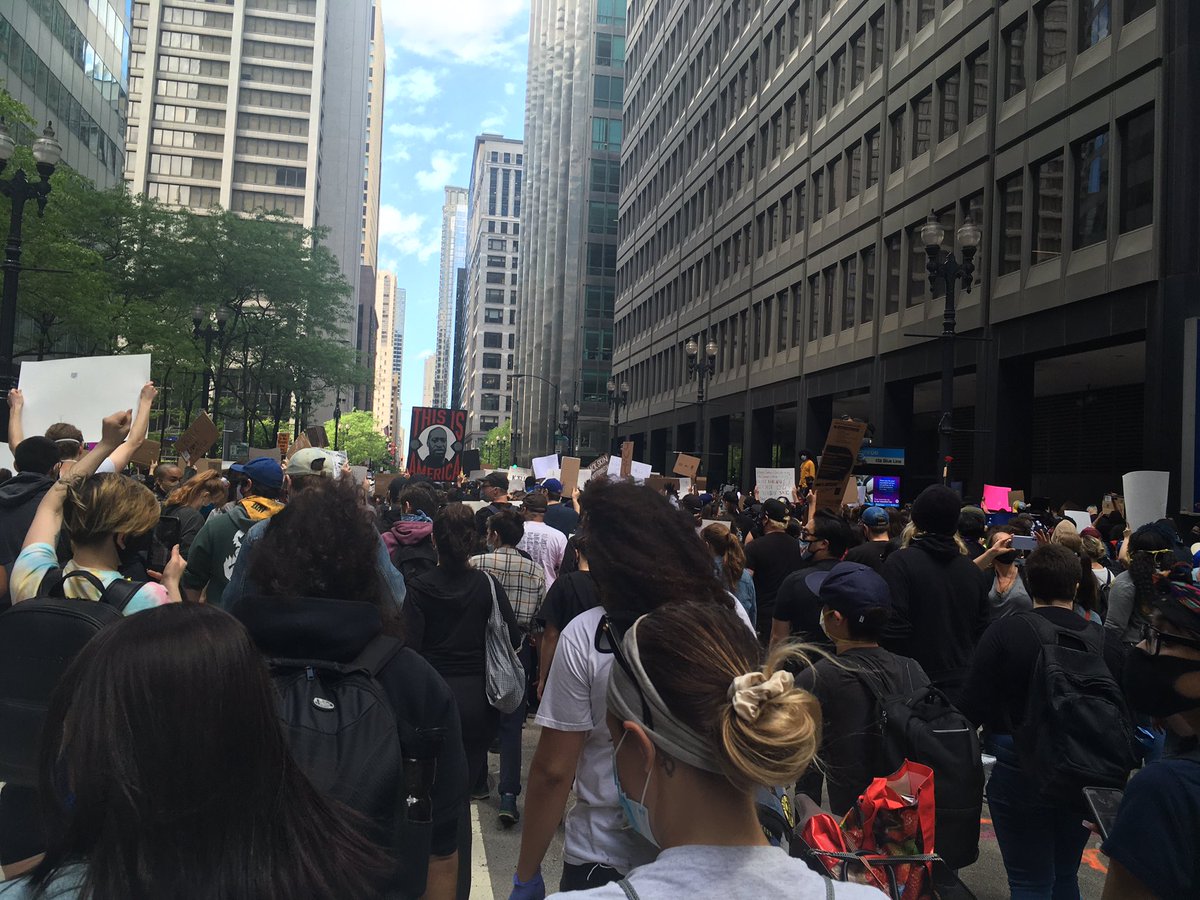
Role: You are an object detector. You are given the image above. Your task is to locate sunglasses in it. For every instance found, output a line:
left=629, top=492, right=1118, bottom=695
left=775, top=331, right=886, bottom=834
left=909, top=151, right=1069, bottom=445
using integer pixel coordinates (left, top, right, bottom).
left=595, top=616, right=654, bottom=729
left=1140, top=623, right=1200, bottom=656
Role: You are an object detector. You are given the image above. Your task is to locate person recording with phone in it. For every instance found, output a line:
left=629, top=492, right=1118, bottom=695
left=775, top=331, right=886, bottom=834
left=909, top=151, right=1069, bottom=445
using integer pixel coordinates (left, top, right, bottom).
left=974, top=524, right=1033, bottom=622
left=1100, top=563, right=1200, bottom=900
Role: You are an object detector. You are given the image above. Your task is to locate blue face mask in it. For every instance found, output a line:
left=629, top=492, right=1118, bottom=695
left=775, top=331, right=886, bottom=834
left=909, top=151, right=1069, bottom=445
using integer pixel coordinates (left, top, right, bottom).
left=612, top=731, right=658, bottom=847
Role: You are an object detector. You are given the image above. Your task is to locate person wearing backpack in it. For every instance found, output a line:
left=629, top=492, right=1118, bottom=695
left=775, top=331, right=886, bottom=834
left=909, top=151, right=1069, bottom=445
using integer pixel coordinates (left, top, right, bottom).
left=960, top=544, right=1137, bottom=900
left=231, top=476, right=468, bottom=900
left=0, top=602, right=393, bottom=899
left=382, top=483, right=441, bottom=583
left=1100, top=563, right=1200, bottom=899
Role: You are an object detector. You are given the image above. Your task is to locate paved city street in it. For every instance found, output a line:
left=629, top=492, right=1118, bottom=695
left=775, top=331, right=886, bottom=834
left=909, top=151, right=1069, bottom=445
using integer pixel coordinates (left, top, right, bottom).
left=468, top=722, right=1109, bottom=899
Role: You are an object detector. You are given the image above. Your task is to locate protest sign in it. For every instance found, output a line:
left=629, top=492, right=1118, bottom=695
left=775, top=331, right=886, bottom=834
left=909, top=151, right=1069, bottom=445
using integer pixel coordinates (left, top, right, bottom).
left=983, top=484, right=1013, bottom=513
left=589, top=454, right=611, bottom=474
left=18, top=354, right=152, bottom=443
left=1008, top=490, right=1026, bottom=508
left=373, top=473, right=396, bottom=499
left=176, top=412, right=220, bottom=466
left=813, top=420, right=867, bottom=512
left=532, top=454, right=560, bottom=480
left=620, top=442, right=634, bottom=478
left=673, top=453, right=700, bottom=478
left=248, top=447, right=281, bottom=463
left=276, top=431, right=290, bottom=459
left=756, top=467, right=795, bottom=502
left=606, top=456, right=622, bottom=478
left=1065, top=510, right=1093, bottom=531
left=508, top=467, right=532, bottom=495
left=195, top=459, right=225, bottom=474
left=630, top=461, right=653, bottom=484
left=460, top=449, right=481, bottom=478
left=701, top=519, right=725, bottom=531
left=406, top=407, right=467, bottom=481
left=560, top=457, right=581, bottom=495
left=467, top=469, right=488, bottom=481
left=305, top=426, right=329, bottom=448
left=679, top=477, right=692, bottom=494
left=1101, top=494, right=1115, bottom=515
left=349, top=466, right=368, bottom=485
left=131, top=439, right=160, bottom=469
left=1123, top=471, right=1169, bottom=530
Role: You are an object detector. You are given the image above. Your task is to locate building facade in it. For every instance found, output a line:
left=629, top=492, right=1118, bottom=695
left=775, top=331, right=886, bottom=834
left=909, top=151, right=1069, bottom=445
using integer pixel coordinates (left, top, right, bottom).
left=615, top=0, right=1193, bottom=510
left=122, top=0, right=379, bottom=419
left=435, top=185, right=468, bottom=408
left=514, top=0, right=625, bottom=461
left=462, top=134, right=523, bottom=447
left=1, top=0, right=128, bottom=187
left=421, top=353, right=436, bottom=408
left=355, top=0, right=385, bottom=412
left=373, top=270, right=399, bottom=431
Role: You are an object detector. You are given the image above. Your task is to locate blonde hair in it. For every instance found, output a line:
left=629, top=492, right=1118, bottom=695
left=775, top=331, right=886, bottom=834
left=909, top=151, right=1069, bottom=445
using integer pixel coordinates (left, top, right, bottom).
left=63, top=474, right=161, bottom=547
left=1081, top=535, right=1108, bottom=563
left=901, top=522, right=969, bottom=554
left=701, top=523, right=746, bottom=590
left=167, top=470, right=227, bottom=508
left=634, top=602, right=822, bottom=791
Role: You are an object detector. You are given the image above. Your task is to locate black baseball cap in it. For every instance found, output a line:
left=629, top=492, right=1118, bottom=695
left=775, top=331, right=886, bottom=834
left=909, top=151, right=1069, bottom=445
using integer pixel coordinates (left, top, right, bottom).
left=763, top=497, right=790, bottom=523
left=483, top=472, right=509, bottom=490
left=818, top=561, right=893, bottom=625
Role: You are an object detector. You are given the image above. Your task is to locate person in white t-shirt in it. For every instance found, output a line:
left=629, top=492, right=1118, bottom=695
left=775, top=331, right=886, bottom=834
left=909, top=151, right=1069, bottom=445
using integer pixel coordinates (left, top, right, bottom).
left=544, top=601, right=879, bottom=900
left=517, top=492, right=568, bottom=589
left=510, top=480, right=755, bottom=898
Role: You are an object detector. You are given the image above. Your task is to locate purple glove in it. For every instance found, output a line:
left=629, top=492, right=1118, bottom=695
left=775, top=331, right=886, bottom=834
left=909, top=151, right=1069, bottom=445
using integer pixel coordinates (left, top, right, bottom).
left=509, top=869, right=546, bottom=900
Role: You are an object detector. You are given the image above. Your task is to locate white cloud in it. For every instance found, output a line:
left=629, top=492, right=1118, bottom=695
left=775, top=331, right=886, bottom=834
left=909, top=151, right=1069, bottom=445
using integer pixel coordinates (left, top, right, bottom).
left=504, top=82, right=516, bottom=96
left=378, top=205, right=440, bottom=262
left=391, top=67, right=442, bottom=108
left=388, top=122, right=446, bottom=142
left=414, top=150, right=465, bottom=192
left=417, top=349, right=435, bottom=359
left=381, top=0, right=529, bottom=66
left=479, top=107, right=508, bottom=133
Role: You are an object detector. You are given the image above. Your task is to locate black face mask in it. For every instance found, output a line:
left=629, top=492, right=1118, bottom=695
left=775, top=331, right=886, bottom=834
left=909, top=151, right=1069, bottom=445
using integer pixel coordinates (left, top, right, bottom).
left=1122, top=648, right=1200, bottom=718
left=116, top=531, right=152, bottom=567
left=995, top=551, right=1019, bottom=565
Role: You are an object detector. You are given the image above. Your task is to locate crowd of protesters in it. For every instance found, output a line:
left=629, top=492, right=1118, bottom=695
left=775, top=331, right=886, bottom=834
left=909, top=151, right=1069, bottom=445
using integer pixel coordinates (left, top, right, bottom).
left=0, top=398, right=1196, bottom=900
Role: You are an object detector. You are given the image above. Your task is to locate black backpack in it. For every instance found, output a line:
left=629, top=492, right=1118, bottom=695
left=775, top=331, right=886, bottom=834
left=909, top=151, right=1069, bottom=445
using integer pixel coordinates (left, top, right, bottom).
left=0, top=570, right=142, bottom=787
left=390, top=541, right=439, bottom=585
left=1014, top=613, right=1139, bottom=809
left=850, top=658, right=984, bottom=869
left=268, top=635, right=443, bottom=898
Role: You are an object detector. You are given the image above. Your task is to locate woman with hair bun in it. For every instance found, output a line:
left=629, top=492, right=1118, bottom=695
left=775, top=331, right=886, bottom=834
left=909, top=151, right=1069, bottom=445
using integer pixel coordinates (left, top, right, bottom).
left=701, top=522, right=756, bottom=625
left=548, top=601, right=876, bottom=899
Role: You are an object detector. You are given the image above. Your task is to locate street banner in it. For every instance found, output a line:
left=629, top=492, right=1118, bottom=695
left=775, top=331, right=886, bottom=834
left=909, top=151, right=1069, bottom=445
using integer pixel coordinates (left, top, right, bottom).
left=305, top=425, right=329, bottom=448
left=131, top=439, right=160, bottom=469
left=18, top=354, right=152, bottom=443
left=277, top=431, right=290, bottom=458
left=983, top=484, right=1013, bottom=512
left=532, top=454, right=559, bottom=480
left=560, top=457, right=581, bottom=495
left=176, top=412, right=220, bottom=466
left=673, top=453, right=700, bottom=478
left=813, top=419, right=868, bottom=513
left=756, top=467, right=795, bottom=502
left=620, top=441, right=634, bottom=478
left=1123, top=471, right=1170, bottom=530
left=406, top=407, right=468, bottom=481
left=248, top=447, right=281, bottom=463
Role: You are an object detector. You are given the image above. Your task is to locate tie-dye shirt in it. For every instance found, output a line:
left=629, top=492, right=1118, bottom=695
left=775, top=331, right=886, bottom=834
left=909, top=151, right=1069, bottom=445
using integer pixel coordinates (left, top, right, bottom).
left=10, top=542, right=172, bottom=614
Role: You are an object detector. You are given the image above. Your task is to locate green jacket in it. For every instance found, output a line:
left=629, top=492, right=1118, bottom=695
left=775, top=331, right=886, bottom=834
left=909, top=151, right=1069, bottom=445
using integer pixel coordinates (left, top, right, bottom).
left=180, top=497, right=283, bottom=608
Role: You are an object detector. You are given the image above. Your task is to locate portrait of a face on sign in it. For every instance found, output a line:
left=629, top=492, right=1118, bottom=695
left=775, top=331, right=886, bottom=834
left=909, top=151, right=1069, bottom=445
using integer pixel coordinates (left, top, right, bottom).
left=406, top=407, right=468, bottom=480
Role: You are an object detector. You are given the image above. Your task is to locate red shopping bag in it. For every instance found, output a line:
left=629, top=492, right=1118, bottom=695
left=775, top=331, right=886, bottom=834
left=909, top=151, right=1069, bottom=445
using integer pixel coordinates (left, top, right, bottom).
left=854, top=760, right=937, bottom=857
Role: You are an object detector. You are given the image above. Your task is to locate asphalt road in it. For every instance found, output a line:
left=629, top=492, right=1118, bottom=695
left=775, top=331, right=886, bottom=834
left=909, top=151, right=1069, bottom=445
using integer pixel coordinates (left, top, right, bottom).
left=469, top=722, right=1108, bottom=899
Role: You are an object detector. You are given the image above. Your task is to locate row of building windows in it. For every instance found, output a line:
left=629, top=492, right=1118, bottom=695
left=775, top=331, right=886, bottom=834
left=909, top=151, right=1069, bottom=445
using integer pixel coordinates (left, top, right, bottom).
left=232, top=161, right=307, bottom=188
left=231, top=189, right=304, bottom=218
left=148, top=152, right=221, bottom=179
left=145, top=180, right=218, bottom=208
left=241, top=63, right=312, bottom=89
left=150, top=127, right=224, bottom=151
left=153, top=103, right=226, bottom=127
left=246, top=0, right=318, bottom=14
left=158, top=30, right=231, bottom=54
left=235, top=135, right=307, bottom=160
left=1, top=17, right=123, bottom=176
left=480, top=353, right=516, bottom=371
left=155, top=54, right=230, bottom=79
left=26, top=0, right=126, bottom=113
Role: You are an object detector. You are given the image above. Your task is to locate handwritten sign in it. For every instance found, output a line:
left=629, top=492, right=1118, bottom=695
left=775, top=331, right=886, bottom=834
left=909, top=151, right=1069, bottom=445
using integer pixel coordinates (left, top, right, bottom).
left=756, top=467, right=795, bottom=502
left=813, top=420, right=867, bottom=513
left=176, top=412, right=220, bottom=466
left=673, top=453, right=700, bottom=478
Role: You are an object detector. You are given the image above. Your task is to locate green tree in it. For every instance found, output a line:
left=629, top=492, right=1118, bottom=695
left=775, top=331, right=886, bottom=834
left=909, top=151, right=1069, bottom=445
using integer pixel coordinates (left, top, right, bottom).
left=479, top=420, right=511, bottom=469
left=325, top=410, right=388, bottom=467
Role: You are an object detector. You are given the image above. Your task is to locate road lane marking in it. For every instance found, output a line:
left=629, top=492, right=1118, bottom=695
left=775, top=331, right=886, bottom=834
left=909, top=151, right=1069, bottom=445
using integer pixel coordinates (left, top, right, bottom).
left=471, top=802, right=496, bottom=900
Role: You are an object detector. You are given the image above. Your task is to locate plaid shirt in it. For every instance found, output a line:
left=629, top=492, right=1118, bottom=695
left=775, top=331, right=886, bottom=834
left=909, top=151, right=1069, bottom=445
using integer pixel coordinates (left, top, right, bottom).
left=472, top=547, right=546, bottom=629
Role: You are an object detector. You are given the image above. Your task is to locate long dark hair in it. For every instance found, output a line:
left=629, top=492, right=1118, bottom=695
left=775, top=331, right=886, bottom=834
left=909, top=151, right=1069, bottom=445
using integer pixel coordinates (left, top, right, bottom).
left=580, top=480, right=733, bottom=629
left=432, top=502, right=477, bottom=573
left=27, top=604, right=391, bottom=899
left=1128, top=526, right=1173, bottom=619
left=249, top=477, right=394, bottom=622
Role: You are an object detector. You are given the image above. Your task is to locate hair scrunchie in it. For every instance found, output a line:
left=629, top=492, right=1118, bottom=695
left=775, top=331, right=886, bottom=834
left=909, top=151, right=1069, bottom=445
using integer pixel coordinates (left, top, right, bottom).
left=729, top=670, right=794, bottom=723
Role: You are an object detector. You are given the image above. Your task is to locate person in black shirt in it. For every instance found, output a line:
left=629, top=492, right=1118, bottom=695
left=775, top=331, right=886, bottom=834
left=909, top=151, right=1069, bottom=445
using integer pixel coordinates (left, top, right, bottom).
left=957, top=505, right=987, bottom=562
left=795, top=562, right=930, bottom=814
left=844, top=506, right=895, bottom=572
left=771, top=513, right=854, bottom=646
left=959, top=544, right=1103, bottom=900
left=744, top=498, right=802, bottom=643
left=474, top=472, right=512, bottom=537
left=541, top=478, right=580, bottom=537
left=533, top=535, right=601, bottom=699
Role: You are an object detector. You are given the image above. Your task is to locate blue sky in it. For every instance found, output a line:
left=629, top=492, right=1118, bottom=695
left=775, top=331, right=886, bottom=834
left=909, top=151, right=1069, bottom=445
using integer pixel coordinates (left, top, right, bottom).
left=377, top=0, right=530, bottom=431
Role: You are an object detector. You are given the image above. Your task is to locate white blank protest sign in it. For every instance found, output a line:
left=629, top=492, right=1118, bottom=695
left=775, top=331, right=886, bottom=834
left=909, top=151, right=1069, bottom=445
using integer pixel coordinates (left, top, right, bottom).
left=19, top=355, right=152, bottom=443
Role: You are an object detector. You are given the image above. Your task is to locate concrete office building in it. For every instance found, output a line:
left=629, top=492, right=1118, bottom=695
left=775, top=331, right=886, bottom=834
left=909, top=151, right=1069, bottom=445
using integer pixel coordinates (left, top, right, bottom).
left=373, top=271, right=400, bottom=433
left=1, top=0, right=128, bottom=187
left=513, top=0, right=626, bottom=461
left=355, top=0, right=385, bottom=412
left=614, top=0, right=1193, bottom=510
left=450, top=265, right=468, bottom=407
left=123, top=0, right=380, bottom=421
left=462, top=134, right=523, bottom=447
left=392, top=286, right=405, bottom=440
left=421, top=353, right=436, bottom=408
left=435, top=186, right=468, bottom=408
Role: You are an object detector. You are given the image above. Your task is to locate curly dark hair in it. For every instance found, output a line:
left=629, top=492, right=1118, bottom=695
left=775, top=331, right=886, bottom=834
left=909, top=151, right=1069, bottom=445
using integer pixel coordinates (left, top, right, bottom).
left=1128, top=526, right=1173, bottom=620
left=432, top=502, right=477, bottom=573
left=248, top=478, right=396, bottom=630
left=579, top=479, right=733, bottom=630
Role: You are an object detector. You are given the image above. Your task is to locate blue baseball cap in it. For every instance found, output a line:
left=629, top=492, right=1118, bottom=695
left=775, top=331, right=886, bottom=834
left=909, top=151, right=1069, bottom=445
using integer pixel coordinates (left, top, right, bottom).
left=230, top=456, right=283, bottom=489
left=862, top=506, right=890, bottom=527
left=818, top=561, right=892, bottom=624
left=542, top=478, right=563, bottom=494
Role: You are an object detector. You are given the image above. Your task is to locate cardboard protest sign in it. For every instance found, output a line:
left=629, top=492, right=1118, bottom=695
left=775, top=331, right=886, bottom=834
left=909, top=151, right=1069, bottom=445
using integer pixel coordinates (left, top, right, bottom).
left=813, top=420, right=867, bottom=512
left=1101, top=494, right=1115, bottom=515
left=756, top=467, right=795, bottom=502
left=288, top=432, right=311, bottom=458
left=276, top=432, right=291, bottom=459
left=983, top=484, right=1013, bottom=513
left=406, top=407, right=467, bottom=481
left=18, top=354, right=152, bottom=443
left=305, top=425, right=329, bottom=448
left=647, top=475, right=681, bottom=492
left=1123, top=471, right=1169, bottom=530
left=195, top=459, right=225, bottom=474
left=373, top=473, right=396, bottom=499
left=532, top=454, right=560, bottom=480
left=620, top=442, right=634, bottom=478
left=176, top=412, right=220, bottom=466
left=131, top=439, right=160, bottom=469
left=842, top=479, right=861, bottom=507
left=1008, top=490, right=1026, bottom=508
left=673, top=453, right=701, bottom=478
left=560, top=457, right=581, bottom=495
left=248, top=447, right=281, bottom=463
